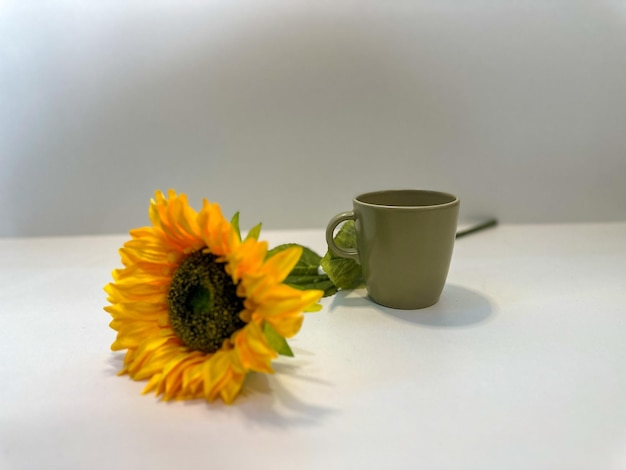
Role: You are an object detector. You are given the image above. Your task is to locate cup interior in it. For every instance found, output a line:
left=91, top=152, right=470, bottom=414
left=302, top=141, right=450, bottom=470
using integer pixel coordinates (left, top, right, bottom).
left=356, top=190, right=457, bottom=208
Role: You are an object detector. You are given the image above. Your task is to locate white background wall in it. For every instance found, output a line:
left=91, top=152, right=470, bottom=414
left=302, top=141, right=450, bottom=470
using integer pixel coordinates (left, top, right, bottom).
left=1, top=0, right=625, bottom=237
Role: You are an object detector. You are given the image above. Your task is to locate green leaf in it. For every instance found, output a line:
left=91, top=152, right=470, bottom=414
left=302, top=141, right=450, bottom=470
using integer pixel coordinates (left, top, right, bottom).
left=320, top=220, right=365, bottom=290
left=263, top=322, right=294, bottom=357
left=284, top=274, right=338, bottom=298
left=244, top=222, right=262, bottom=241
left=230, top=212, right=242, bottom=241
left=267, top=244, right=337, bottom=297
left=267, top=243, right=319, bottom=273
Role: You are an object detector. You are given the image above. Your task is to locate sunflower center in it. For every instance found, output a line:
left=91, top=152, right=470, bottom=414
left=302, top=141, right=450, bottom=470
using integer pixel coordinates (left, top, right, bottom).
left=168, top=250, right=245, bottom=353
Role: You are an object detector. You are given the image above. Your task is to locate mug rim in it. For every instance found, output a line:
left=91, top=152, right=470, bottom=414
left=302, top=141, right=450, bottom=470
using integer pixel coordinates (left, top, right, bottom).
left=354, top=189, right=459, bottom=209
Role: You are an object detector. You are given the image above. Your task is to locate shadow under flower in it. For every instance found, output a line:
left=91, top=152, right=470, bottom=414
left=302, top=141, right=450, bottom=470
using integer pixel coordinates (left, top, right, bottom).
left=232, top=361, right=337, bottom=428
left=107, top=344, right=335, bottom=425
left=171, top=355, right=336, bottom=428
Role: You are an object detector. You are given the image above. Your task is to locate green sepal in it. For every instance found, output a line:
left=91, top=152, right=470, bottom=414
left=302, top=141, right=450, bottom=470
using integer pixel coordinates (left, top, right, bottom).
left=320, top=220, right=365, bottom=290
left=245, top=222, right=262, bottom=241
left=230, top=212, right=242, bottom=241
left=263, top=322, right=294, bottom=357
left=267, top=244, right=338, bottom=297
left=231, top=212, right=262, bottom=241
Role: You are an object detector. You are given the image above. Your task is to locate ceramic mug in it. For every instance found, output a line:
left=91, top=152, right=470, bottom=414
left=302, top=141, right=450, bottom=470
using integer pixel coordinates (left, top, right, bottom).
left=326, top=189, right=459, bottom=309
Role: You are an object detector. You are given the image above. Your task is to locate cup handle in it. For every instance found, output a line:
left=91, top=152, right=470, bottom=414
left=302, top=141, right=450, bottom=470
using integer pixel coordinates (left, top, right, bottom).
left=326, top=211, right=360, bottom=263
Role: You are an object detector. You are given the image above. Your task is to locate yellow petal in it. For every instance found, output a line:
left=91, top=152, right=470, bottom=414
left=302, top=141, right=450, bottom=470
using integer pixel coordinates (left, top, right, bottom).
left=260, top=245, right=302, bottom=283
left=233, top=323, right=276, bottom=373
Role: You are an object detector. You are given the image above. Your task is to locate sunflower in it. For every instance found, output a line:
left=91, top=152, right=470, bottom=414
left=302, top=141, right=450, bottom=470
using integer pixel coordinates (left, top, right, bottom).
left=104, top=190, right=323, bottom=404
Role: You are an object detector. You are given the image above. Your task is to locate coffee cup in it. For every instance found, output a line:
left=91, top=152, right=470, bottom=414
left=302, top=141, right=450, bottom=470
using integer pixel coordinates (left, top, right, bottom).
left=326, top=189, right=459, bottom=309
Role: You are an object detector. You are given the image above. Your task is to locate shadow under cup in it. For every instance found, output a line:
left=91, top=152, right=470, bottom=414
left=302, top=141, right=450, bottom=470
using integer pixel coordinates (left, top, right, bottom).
left=326, top=190, right=459, bottom=309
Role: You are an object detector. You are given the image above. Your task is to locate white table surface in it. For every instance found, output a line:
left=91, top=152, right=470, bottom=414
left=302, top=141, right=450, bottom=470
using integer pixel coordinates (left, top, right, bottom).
left=2, top=223, right=626, bottom=470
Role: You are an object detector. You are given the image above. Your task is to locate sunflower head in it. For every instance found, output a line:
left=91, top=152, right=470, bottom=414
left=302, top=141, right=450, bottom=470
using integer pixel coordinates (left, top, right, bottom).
left=104, top=190, right=323, bottom=404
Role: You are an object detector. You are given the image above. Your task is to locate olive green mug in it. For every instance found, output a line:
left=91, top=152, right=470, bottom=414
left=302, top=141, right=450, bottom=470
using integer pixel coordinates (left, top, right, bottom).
left=326, top=189, right=459, bottom=309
